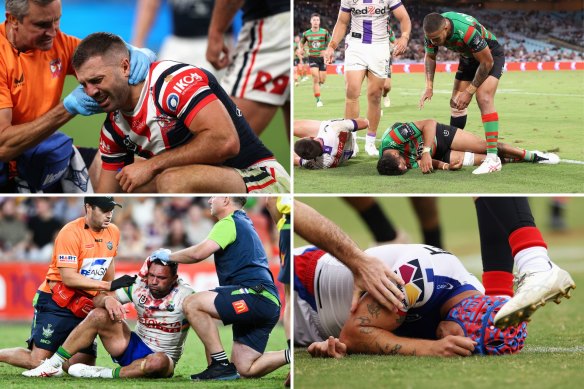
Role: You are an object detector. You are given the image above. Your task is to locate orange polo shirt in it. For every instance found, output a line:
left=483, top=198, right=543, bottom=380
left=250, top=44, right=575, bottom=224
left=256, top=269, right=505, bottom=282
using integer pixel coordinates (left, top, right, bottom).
left=0, top=22, right=79, bottom=124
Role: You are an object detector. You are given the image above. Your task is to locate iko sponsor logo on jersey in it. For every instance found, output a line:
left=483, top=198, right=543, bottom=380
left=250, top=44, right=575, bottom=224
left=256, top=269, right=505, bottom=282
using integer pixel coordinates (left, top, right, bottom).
left=80, top=258, right=109, bottom=278
left=171, top=72, right=203, bottom=94
left=351, top=6, right=386, bottom=15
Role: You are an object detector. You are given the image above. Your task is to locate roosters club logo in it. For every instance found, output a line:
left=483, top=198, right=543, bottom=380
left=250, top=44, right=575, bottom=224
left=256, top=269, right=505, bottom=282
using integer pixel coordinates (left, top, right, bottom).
left=49, top=58, right=62, bottom=78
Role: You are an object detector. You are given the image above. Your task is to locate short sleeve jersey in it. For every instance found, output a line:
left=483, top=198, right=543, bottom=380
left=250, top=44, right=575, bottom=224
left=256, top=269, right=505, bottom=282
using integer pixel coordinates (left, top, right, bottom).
left=340, top=0, right=403, bottom=44
left=207, top=209, right=279, bottom=298
left=316, top=119, right=357, bottom=168
left=115, top=277, right=194, bottom=363
left=380, top=122, right=435, bottom=169
left=39, top=218, right=120, bottom=296
left=0, top=23, right=79, bottom=124
left=99, top=61, right=273, bottom=171
left=424, top=12, right=497, bottom=58
left=301, top=28, right=330, bottom=57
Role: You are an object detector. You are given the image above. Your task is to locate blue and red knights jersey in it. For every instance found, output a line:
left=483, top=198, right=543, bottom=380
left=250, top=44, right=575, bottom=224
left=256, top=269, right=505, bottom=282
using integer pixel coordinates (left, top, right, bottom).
left=99, top=61, right=273, bottom=171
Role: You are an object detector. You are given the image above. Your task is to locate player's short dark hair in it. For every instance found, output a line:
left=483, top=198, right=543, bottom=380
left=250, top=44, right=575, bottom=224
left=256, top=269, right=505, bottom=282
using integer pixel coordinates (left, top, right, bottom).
left=6, top=0, right=55, bottom=21
left=149, top=258, right=178, bottom=277
left=294, top=138, right=323, bottom=160
left=72, top=32, right=129, bottom=70
left=231, top=197, right=247, bottom=208
left=377, top=153, right=407, bottom=176
left=311, top=13, right=320, bottom=19
left=423, top=13, right=445, bottom=34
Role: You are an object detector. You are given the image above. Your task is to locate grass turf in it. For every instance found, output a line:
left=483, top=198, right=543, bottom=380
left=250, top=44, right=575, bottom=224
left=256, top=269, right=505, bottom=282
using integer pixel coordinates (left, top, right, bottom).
left=0, top=323, right=288, bottom=388
left=293, top=71, right=584, bottom=193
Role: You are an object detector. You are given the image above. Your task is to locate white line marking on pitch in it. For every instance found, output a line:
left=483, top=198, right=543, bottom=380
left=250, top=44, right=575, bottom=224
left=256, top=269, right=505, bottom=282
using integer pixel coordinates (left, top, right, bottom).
left=523, top=346, right=584, bottom=353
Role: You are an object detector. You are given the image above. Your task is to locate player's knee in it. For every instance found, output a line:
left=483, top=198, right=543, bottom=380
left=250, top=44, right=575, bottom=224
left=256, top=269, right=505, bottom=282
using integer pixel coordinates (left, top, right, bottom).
left=86, top=307, right=110, bottom=325
left=143, top=353, right=170, bottom=376
left=182, top=293, right=203, bottom=314
left=155, top=169, right=182, bottom=193
left=367, top=89, right=382, bottom=104
left=475, top=93, right=493, bottom=109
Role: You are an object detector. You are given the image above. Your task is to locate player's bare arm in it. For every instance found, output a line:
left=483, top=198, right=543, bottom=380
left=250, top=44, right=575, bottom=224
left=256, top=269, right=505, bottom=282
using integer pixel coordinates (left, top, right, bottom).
left=455, top=47, right=494, bottom=110
left=392, top=6, right=412, bottom=56
left=131, top=0, right=161, bottom=47
left=324, top=11, right=350, bottom=64
left=115, top=100, right=240, bottom=192
left=59, top=267, right=114, bottom=292
left=93, top=292, right=126, bottom=322
left=0, top=105, right=74, bottom=162
left=294, top=200, right=405, bottom=313
left=417, top=119, right=438, bottom=174
left=419, top=53, right=437, bottom=109
left=96, top=169, right=123, bottom=193
left=206, top=0, right=244, bottom=69
left=169, top=239, right=221, bottom=264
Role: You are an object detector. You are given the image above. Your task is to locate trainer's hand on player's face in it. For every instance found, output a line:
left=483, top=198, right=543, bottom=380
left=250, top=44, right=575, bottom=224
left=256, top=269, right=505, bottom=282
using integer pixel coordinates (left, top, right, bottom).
left=419, top=88, right=433, bottom=109
left=127, top=46, right=156, bottom=85
left=350, top=253, right=405, bottom=314
left=116, top=160, right=155, bottom=193
left=307, top=337, right=347, bottom=359
left=393, top=36, right=408, bottom=56
left=420, top=153, right=433, bottom=174
left=433, top=335, right=476, bottom=357
left=63, top=85, right=103, bottom=116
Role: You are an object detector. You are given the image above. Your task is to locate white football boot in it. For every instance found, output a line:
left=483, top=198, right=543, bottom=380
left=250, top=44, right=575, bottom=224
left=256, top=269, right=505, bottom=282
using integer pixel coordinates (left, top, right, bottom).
left=383, top=95, right=391, bottom=108
left=22, top=359, right=63, bottom=377
left=494, top=263, right=576, bottom=328
left=532, top=151, right=560, bottom=164
left=68, top=363, right=113, bottom=378
left=365, top=141, right=378, bottom=157
left=316, top=100, right=324, bottom=108
left=472, top=154, right=502, bottom=174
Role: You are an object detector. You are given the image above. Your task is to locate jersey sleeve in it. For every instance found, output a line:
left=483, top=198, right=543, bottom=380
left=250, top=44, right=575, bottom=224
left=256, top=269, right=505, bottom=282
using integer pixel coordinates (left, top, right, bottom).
left=206, top=215, right=237, bottom=249
left=463, top=25, right=488, bottom=53
left=424, top=36, right=437, bottom=55
left=156, top=66, right=218, bottom=128
left=0, top=56, right=13, bottom=110
left=61, top=33, right=81, bottom=76
left=340, top=0, right=351, bottom=12
left=99, top=118, right=134, bottom=171
left=52, top=224, right=82, bottom=269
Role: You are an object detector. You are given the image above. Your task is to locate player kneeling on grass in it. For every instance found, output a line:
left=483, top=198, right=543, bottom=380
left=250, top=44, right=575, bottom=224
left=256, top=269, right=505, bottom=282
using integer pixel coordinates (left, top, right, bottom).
left=294, top=118, right=369, bottom=169
left=23, top=259, right=194, bottom=379
left=377, top=119, right=559, bottom=175
left=295, top=244, right=528, bottom=358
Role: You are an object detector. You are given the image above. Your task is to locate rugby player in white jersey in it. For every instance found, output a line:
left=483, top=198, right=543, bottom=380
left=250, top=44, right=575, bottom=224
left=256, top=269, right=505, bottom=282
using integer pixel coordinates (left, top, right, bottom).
left=71, top=32, right=290, bottom=194
left=295, top=244, right=529, bottom=358
left=23, top=259, right=194, bottom=379
left=294, top=118, right=369, bottom=169
left=324, top=0, right=411, bottom=157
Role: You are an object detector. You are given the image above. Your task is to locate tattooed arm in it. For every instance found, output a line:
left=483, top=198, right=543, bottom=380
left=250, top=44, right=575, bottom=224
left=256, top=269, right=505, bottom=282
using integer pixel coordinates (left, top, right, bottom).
left=455, top=47, right=494, bottom=110
left=339, top=294, right=476, bottom=357
left=419, top=52, right=437, bottom=109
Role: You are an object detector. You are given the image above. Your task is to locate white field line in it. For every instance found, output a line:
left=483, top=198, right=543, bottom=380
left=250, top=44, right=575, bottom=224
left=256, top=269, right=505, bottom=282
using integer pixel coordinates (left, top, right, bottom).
left=523, top=345, right=584, bottom=353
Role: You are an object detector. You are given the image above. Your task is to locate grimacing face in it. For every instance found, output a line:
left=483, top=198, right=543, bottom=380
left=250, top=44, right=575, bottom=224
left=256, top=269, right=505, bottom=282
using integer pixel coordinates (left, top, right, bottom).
left=147, top=263, right=177, bottom=299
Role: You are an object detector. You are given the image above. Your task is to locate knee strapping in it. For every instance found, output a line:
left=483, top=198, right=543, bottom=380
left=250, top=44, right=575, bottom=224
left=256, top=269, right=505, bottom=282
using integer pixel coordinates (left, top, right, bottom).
left=451, top=107, right=468, bottom=117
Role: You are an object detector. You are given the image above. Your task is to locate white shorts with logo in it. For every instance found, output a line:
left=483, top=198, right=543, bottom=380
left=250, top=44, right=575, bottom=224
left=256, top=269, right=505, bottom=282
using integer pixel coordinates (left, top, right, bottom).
left=221, top=12, right=291, bottom=106
left=344, top=37, right=390, bottom=79
left=235, top=158, right=290, bottom=193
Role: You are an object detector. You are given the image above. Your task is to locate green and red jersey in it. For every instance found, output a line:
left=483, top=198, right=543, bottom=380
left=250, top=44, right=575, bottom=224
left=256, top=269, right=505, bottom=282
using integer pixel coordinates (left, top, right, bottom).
left=301, top=28, right=331, bottom=57
left=380, top=122, right=435, bottom=169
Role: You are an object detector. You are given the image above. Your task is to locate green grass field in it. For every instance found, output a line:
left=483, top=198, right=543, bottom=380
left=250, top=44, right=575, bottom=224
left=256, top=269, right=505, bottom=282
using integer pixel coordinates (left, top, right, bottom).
left=293, top=71, right=584, bottom=193
left=59, top=76, right=290, bottom=173
left=293, top=197, right=584, bottom=389
left=0, top=323, right=288, bottom=388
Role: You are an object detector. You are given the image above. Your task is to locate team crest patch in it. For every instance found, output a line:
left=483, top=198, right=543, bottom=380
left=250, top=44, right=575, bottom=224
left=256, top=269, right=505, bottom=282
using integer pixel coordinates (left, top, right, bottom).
left=49, top=58, right=62, bottom=78
left=166, top=93, right=179, bottom=112
left=139, top=295, right=147, bottom=305
left=232, top=300, right=249, bottom=314
left=107, top=241, right=113, bottom=250
left=42, top=324, right=54, bottom=339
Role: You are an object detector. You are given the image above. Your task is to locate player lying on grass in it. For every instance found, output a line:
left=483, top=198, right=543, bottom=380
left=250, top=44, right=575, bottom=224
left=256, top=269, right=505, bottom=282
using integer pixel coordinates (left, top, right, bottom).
left=23, top=259, right=194, bottom=379
left=295, top=244, right=528, bottom=358
left=71, top=32, right=290, bottom=193
left=377, top=119, right=559, bottom=176
left=294, top=118, right=369, bottom=169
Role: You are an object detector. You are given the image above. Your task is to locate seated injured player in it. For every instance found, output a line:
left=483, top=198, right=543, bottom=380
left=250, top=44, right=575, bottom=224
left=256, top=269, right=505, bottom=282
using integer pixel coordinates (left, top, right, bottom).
left=294, top=244, right=528, bottom=358
left=23, top=259, right=194, bottom=379
left=71, top=32, right=290, bottom=194
left=294, top=118, right=369, bottom=169
left=377, top=119, right=559, bottom=175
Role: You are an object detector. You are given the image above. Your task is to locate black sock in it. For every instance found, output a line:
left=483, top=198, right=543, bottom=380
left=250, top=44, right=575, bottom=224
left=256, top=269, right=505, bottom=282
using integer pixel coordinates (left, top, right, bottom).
left=360, top=202, right=397, bottom=242
left=450, top=115, right=467, bottom=129
left=287, top=339, right=291, bottom=349
left=210, top=351, right=229, bottom=365
left=475, top=198, right=515, bottom=273
left=422, top=226, right=443, bottom=248
left=284, top=349, right=291, bottom=364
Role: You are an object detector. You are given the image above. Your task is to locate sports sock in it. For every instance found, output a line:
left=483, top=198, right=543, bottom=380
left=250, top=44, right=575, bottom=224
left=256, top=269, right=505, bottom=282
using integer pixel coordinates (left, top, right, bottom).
left=315, top=93, right=320, bottom=102
left=522, top=149, right=535, bottom=162
left=481, top=112, right=499, bottom=155
left=366, top=134, right=376, bottom=146
left=509, top=227, right=551, bottom=274
left=46, top=346, right=70, bottom=368
left=359, top=202, right=397, bottom=242
left=284, top=349, right=291, bottom=364
left=422, top=226, right=442, bottom=248
left=111, top=366, right=120, bottom=379
left=482, top=271, right=514, bottom=296
left=450, top=114, right=467, bottom=129
left=210, top=350, right=229, bottom=365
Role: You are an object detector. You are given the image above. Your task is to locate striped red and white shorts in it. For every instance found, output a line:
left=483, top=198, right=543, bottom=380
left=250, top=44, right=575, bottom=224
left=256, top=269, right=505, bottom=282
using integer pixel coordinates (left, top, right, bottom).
left=235, top=158, right=290, bottom=193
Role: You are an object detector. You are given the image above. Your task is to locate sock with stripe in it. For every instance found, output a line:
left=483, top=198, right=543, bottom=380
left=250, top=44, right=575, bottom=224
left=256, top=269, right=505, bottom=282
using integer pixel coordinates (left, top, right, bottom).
left=211, top=350, right=229, bottom=365
left=45, top=346, right=71, bottom=368
left=284, top=349, right=291, bottom=364
left=315, top=93, right=320, bottom=102
left=366, top=134, right=376, bottom=146
left=522, top=149, right=535, bottom=162
left=509, top=227, right=551, bottom=274
left=481, top=112, right=499, bottom=156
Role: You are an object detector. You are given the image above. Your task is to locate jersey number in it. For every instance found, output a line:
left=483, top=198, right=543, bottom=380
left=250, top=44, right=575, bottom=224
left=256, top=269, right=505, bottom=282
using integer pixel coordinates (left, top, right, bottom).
left=253, top=71, right=289, bottom=95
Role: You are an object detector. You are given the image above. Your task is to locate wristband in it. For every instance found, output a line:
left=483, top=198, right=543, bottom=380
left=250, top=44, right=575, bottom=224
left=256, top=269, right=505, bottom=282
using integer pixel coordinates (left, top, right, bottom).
left=422, top=147, right=431, bottom=154
left=466, top=85, right=477, bottom=95
left=442, top=163, right=449, bottom=170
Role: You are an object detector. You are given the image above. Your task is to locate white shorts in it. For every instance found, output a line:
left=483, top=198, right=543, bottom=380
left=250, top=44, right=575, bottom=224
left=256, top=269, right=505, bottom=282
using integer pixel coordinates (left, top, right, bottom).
left=344, top=37, right=390, bottom=78
left=158, top=35, right=227, bottom=79
left=221, top=12, right=291, bottom=106
left=235, top=158, right=290, bottom=193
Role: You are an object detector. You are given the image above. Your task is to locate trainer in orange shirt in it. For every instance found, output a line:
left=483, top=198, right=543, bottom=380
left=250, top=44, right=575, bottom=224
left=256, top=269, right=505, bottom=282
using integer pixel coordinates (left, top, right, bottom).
left=0, top=0, right=155, bottom=193
left=0, top=197, right=136, bottom=372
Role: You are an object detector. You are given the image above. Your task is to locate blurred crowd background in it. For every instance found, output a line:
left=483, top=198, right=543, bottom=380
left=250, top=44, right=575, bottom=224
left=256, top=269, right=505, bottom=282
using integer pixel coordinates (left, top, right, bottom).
left=294, top=0, right=584, bottom=63
left=0, top=197, right=280, bottom=263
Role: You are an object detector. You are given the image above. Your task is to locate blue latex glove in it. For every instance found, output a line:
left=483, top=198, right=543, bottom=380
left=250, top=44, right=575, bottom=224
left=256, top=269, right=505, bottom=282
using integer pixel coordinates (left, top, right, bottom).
left=63, top=85, right=103, bottom=116
left=150, top=248, right=172, bottom=264
left=125, top=43, right=157, bottom=85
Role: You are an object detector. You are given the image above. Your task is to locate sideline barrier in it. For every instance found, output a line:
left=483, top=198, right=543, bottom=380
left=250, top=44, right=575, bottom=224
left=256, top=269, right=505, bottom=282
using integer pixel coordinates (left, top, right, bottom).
left=0, top=262, right=283, bottom=321
left=307, top=61, right=584, bottom=75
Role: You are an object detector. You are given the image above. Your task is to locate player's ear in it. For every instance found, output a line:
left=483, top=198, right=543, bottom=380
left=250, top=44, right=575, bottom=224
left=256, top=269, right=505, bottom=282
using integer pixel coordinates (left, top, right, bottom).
left=6, top=12, right=18, bottom=27
left=121, top=57, right=131, bottom=78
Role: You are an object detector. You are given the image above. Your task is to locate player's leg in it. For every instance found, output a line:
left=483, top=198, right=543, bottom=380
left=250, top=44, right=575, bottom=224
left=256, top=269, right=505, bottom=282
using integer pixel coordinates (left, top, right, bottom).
left=450, top=78, right=469, bottom=129
left=383, top=77, right=392, bottom=108
left=364, top=72, right=385, bottom=156
left=116, top=352, right=174, bottom=378
left=343, top=197, right=403, bottom=244
left=310, top=61, right=322, bottom=106
left=0, top=344, right=52, bottom=370
left=155, top=165, right=247, bottom=193
left=475, top=76, right=500, bottom=156
left=319, top=67, right=327, bottom=85
left=410, top=198, right=443, bottom=248
left=344, top=70, right=366, bottom=119
left=231, top=341, right=287, bottom=378
left=476, top=198, right=575, bottom=327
